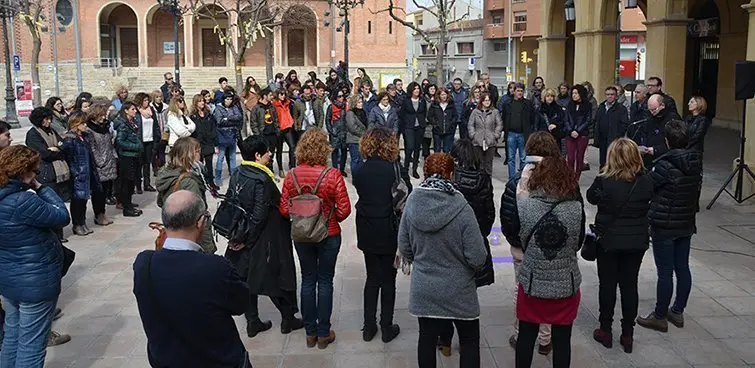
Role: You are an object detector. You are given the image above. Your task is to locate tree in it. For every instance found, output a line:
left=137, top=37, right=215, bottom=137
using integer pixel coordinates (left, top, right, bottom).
left=186, top=0, right=311, bottom=89
left=16, top=0, right=45, bottom=107
left=372, top=0, right=469, bottom=86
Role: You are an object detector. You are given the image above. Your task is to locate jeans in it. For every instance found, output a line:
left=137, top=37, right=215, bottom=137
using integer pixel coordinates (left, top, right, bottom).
left=362, top=252, right=397, bottom=328
left=434, top=134, right=454, bottom=153
left=0, top=296, right=57, bottom=368
left=517, top=322, right=572, bottom=368
left=566, top=136, right=589, bottom=179
left=215, top=145, right=237, bottom=185
left=403, top=126, right=423, bottom=169
left=418, top=317, right=479, bottom=368
left=331, top=145, right=347, bottom=172
left=276, top=128, right=297, bottom=171
left=652, top=235, right=693, bottom=319
left=347, top=143, right=363, bottom=174
left=598, top=140, right=609, bottom=168
left=295, top=235, right=341, bottom=337
left=506, top=132, right=526, bottom=179
left=244, top=291, right=298, bottom=325
left=597, top=249, right=645, bottom=334
left=140, top=141, right=155, bottom=188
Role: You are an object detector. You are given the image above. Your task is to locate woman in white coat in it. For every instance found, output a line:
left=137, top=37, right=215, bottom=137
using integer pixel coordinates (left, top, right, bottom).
left=166, top=95, right=195, bottom=148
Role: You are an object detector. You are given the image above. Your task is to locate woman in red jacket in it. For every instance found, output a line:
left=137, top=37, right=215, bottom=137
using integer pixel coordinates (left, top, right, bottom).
left=271, top=89, right=297, bottom=177
left=280, top=129, right=351, bottom=350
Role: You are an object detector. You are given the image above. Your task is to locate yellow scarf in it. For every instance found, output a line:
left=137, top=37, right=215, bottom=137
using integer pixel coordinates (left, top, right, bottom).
left=241, top=160, right=276, bottom=181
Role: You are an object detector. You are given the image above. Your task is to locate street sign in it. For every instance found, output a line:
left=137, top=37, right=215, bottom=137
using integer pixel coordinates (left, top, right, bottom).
left=468, top=57, right=475, bottom=71
left=12, top=55, right=20, bottom=72
left=526, top=66, right=532, bottom=74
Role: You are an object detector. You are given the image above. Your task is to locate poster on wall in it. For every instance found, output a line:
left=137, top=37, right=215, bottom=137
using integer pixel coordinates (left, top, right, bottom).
left=15, top=80, right=32, bottom=117
left=379, top=73, right=402, bottom=90
left=163, top=42, right=181, bottom=54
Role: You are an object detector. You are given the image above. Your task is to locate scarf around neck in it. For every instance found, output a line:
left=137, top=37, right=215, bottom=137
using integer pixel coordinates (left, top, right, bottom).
left=33, top=127, right=70, bottom=183
left=241, top=160, right=275, bottom=182
left=353, top=108, right=367, bottom=125
left=419, top=174, right=457, bottom=194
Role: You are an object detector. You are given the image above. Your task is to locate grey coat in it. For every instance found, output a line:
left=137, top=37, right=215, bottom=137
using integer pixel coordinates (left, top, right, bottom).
left=468, top=108, right=503, bottom=149
left=85, top=126, right=118, bottom=182
left=345, top=110, right=367, bottom=144
left=517, top=190, right=585, bottom=299
left=398, top=186, right=487, bottom=320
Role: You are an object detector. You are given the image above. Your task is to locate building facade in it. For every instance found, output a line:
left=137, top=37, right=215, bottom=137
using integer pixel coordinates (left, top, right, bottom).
left=1, top=0, right=406, bottom=108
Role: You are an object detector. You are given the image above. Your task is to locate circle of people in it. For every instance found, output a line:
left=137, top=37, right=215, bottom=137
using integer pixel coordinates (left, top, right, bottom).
left=0, top=67, right=710, bottom=368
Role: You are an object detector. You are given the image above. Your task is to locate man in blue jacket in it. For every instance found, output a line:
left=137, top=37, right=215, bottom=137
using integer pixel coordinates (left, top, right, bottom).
left=133, top=190, right=251, bottom=368
left=451, top=78, right=469, bottom=139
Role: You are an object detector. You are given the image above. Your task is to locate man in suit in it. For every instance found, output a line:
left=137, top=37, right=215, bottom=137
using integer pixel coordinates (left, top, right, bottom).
left=594, top=85, right=629, bottom=167
left=133, top=190, right=251, bottom=368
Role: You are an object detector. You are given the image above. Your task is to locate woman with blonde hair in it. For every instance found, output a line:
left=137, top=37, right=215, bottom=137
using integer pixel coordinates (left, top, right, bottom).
left=587, top=138, right=654, bottom=354
left=279, top=129, right=351, bottom=350
left=155, top=137, right=216, bottom=253
left=166, top=95, right=195, bottom=148
left=540, top=88, right=566, bottom=147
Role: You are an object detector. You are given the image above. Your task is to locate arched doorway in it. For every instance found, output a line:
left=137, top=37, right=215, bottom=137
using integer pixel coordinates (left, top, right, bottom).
left=686, top=0, right=721, bottom=117
left=98, top=3, right=139, bottom=67
left=146, top=6, right=185, bottom=67
left=282, top=5, right=317, bottom=67
left=193, top=4, right=229, bottom=67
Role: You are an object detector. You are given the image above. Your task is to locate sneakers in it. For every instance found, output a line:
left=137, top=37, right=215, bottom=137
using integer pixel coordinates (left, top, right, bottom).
left=317, top=330, right=336, bottom=349
left=280, top=318, right=304, bottom=334
left=636, top=312, right=669, bottom=332
left=592, top=328, right=613, bottom=349
left=362, top=324, right=378, bottom=342
left=667, top=310, right=685, bottom=328
left=47, top=330, right=71, bottom=347
left=246, top=319, right=273, bottom=338
left=381, top=324, right=400, bottom=343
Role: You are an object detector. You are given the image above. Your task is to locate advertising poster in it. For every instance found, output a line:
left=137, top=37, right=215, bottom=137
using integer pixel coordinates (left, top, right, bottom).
left=15, top=80, right=32, bottom=116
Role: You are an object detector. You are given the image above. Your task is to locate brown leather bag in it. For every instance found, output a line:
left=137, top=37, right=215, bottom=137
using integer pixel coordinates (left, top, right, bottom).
left=148, top=172, right=188, bottom=250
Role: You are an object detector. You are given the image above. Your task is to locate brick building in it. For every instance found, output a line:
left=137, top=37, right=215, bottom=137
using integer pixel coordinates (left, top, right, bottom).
left=1, top=0, right=407, bottom=109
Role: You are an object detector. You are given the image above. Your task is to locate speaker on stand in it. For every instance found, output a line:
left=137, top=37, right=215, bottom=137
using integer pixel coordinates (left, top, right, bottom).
left=707, top=60, right=755, bottom=208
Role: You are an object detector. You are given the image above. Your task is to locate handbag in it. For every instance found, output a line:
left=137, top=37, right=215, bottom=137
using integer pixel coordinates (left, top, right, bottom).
left=581, top=180, right=639, bottom=261
left=212, top=173, right=253, bottom=245
left=61, top=245, right=76, bottom=277
left=140, top=251, right=250, bottom=368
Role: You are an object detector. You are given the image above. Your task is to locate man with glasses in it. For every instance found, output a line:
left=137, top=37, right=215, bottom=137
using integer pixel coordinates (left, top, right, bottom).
left=645, top=77, right=678, bottom=119
left=161, top=72, right=180, bottom=103
left=594, top=86, right=629, bottom=167
left=133, top=190, right=251, bottom=367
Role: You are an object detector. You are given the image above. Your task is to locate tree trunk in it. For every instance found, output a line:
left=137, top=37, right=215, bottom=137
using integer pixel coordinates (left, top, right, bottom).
left=234, top=55, right=244, bottom=91
left=265, top=32, right=274, bottom=85
left=30, top=30, right=42, bottom=107
left=435, top=26, right=446, bottom=87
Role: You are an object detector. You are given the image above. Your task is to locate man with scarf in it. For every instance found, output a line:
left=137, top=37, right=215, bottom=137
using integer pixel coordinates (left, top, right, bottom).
left=326, top=92, right=348, bottom=176
left=293, top=85, right=324, bottom=145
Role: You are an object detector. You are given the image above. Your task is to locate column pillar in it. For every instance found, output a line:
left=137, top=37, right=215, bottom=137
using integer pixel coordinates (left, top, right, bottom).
left=644, top=17, right=689, bottom=105
left=741, top=1, right=755, bottom=195
left=592, top=29, right=618, bottom=90
left=572, top=31, right=594, bottom=84
left=138, top=16, right=149, bottom=67
left=183, top=14, right=194, bottom=67
left=537, top=36, right=566, bottom=87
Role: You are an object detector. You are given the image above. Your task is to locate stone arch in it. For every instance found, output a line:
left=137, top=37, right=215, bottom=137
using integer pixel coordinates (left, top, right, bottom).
left=193, top=3, right=230, bottom=67
left=281, top=4, right=318, bottom=67
left=145, top=4, right=185, bottom=67
left=97, top=2, right=140, bottom=67
left=597, top=0, right=621, bottom=30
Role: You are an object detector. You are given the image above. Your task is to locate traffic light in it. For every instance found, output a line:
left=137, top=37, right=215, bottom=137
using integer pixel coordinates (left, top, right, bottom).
left=636, top=51, right=641, bottom=65
left=520, top=51, right=528, bottom=63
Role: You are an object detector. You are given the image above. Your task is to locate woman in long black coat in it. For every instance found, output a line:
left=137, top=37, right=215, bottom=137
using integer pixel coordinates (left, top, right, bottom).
left=352, top=127, right=412, bottom=344
left=225, top=135, right=303, bottom=339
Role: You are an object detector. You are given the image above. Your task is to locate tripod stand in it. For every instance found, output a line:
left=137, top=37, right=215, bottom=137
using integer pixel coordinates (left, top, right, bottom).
left=707, top=101, right=755, bottom=209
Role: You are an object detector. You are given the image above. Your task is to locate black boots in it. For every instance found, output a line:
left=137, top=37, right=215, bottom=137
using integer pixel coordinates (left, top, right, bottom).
left=362, top=324, right=378, bottom=342
left=247, top=319, right=273, bottom=338
left=381, top=324, right=401, bottom=343
left=280, top=318, right=304, bottom=334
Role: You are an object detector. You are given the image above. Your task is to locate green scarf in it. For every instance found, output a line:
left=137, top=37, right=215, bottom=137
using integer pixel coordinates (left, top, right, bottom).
left=241, top=160, right=275, bottom=181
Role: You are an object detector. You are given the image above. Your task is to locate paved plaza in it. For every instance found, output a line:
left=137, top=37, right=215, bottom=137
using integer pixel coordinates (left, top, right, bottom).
left=28, top=126, right=755, bottom=368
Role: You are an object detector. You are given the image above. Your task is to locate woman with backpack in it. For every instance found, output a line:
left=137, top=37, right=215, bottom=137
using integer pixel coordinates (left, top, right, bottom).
left=279, top=129, right=351, bottom=350
left=155, top=137, right=216, bottom=253
left=225, top=136, right=304, bottom=339
left=352, top=127, right=412, bottom=344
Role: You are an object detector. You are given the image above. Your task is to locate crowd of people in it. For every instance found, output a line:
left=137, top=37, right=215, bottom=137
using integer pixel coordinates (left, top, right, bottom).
left=0, top=64, right=713, bottom=367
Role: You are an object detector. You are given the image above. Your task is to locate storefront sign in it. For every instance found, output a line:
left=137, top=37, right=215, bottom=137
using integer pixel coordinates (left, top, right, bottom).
left=163, top=42, right=176, bottom=54
left=688, top=18, right=718, bottom=37
left=620, top=35, right=638, bottom=44
left=15, top=80, right=33, bottom=116
left=619, top=60, right=636, bottom=77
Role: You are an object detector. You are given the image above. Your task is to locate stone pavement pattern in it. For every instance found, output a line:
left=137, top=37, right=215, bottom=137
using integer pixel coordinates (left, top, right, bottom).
left=41, top=128, right=755, bottom=368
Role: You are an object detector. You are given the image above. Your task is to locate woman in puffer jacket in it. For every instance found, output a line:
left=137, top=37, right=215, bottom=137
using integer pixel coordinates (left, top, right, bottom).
left=427, top=87, right=457, bottom=153
left=0, top=145, right=71, bottom=367
left=86, top=104, right=119, bottom=206
left=467, top=92, right=503, bottom=175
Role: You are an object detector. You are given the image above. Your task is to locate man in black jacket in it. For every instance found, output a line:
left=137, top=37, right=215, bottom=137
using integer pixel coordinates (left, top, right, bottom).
left=631, top=94, right=673, bottom=170
left=630, top=84, right=648, bottom=123
left=133, top=190, right=251, bottom=367
left=501, top=83, right=539, bottom=179
left=594, top=86, right=629, bottom=167
left=644, top=77, right=678, bottom=119
left=637, top=120, right=702, bottom=334
left=481, top=73, right=500, bottom=106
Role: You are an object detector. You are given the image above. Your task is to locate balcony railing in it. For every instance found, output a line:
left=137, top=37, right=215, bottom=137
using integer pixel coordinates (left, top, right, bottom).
left=484, top=24, right=506, bottom=39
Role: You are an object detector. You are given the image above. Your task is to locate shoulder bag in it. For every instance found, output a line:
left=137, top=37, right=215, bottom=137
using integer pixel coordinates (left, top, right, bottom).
left=581, top=180, right=639, bottom=261
left=522, top=201, right=562, bottom=252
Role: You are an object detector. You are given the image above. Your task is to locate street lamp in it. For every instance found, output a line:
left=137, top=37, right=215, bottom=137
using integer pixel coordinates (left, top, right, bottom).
left=325, top=0, right=364, bottom=81
left=0, top=0, right=20, bottom=127
left=157, top=0, right=183, bottom=85
left=564, top=0, right=576, bottom=21
left=624, top=0, right=638, bottom=9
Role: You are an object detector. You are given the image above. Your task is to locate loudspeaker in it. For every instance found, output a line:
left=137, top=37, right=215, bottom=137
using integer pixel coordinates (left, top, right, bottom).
left=735, top=61, right=755, bottom=100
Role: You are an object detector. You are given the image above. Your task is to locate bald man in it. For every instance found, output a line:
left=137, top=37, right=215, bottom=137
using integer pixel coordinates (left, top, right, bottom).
left=632, top=94, right=673, bottom=169
left=133, top=190, right=251, bottom=367
left=630, top=84, right=648, bottom=123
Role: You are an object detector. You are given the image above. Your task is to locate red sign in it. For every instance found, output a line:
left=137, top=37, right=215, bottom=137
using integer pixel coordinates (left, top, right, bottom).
left=620, top=35, right=639, bottom=44
left=15, top=80, right=32, bottom=116
left=620, top=60, right=636, bottom=77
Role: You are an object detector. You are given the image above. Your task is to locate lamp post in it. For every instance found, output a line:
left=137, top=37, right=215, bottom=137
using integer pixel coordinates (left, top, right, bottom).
left=564, top=0, right=576, bottom=21
left=325, top=0, right=364, bottom=82
left=157, top=0, right=183, bottom=85
left=0, top=0, right=19, bottom=127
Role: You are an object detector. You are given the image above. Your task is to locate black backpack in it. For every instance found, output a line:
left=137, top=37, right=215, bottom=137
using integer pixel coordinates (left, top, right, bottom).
left=212, top=172, right=252, bottom=244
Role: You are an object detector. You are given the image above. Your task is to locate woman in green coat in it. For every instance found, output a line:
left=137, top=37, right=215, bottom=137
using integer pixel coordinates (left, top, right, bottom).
left=155, top=136, right=217, bottom=253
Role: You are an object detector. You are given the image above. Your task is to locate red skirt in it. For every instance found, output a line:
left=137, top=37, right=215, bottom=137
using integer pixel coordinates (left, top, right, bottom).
left=516, top=284, right=580, bottom=325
